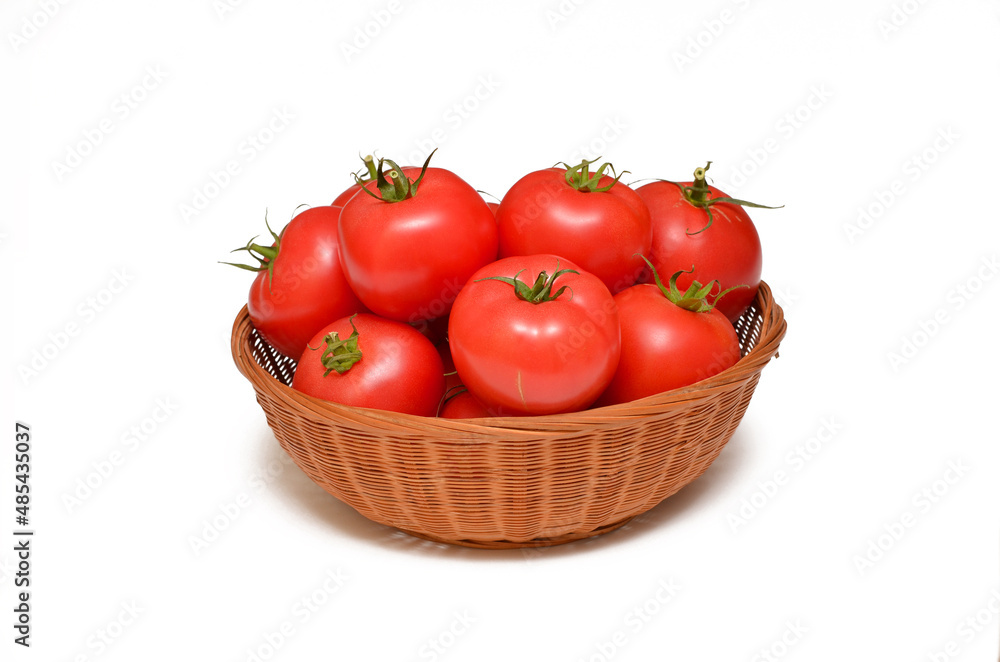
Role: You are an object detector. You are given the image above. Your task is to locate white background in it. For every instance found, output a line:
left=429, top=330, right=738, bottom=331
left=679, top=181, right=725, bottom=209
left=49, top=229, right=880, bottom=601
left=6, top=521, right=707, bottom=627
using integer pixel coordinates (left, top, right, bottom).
left=3, top=0, right=999, bottom=659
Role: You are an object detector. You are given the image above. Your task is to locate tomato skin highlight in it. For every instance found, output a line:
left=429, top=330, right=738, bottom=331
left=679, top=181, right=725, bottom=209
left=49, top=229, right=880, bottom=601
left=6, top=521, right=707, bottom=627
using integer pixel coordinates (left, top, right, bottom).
left=595, top=284, right=741, bottom=407
left=338, top=166, right=499, bottom=323
left=449, top=254, right=621, bottom=416
left=635, top=180, right=762, bottom=322
left=246, top=205, right=366, bottom=359
left=292, top=314, right=445, bottom=416
left=496, top=168, right=652, bottom=294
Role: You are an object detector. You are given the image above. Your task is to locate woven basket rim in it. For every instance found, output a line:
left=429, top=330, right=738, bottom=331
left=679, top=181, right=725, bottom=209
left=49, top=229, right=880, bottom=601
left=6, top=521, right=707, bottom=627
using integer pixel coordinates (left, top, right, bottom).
left=232, top=282, right=786, bottom=435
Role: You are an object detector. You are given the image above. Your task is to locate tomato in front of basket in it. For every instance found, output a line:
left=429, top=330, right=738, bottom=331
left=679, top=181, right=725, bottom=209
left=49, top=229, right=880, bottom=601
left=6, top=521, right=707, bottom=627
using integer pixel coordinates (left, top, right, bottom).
left=224, top=206, right=366, bottom=359
left=496, top=159, right=651, bottom=294
left=292, top=313, right=445, bottom=416
left=635, top=161, right=779, bottom=323
left=338, top=151, right=498, bottom=323
left=595, top=258, right=742, bottom=407
left=449, top=254, right=621, bottom=416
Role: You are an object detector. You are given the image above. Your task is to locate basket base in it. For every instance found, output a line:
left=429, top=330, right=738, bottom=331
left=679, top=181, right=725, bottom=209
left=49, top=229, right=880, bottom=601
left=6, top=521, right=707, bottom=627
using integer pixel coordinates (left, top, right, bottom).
left=396, top=516, right=636, bottom=550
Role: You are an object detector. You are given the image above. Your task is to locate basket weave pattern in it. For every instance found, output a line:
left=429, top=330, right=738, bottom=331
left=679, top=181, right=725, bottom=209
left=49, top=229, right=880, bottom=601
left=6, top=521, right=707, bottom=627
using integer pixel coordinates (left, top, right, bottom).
left=232, top=283, right=786, bottom=548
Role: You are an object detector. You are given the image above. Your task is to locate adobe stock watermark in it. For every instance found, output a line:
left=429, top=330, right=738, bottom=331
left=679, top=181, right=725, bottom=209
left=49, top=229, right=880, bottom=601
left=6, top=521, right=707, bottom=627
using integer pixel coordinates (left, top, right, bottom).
left=926, top=588, right=1000, bottom=662
left=213, top=0, right=249, bottom=20
left=721, top=84, right=833, bottom=194
left=727, top=417, right=843, bottom=532
left=852, top=459, right=970, bottom=576
left=417, top=611, right=477, bottom=661
left=843, top=126, right=958, bottom=244
left=886, top=255, right=997, bottom=372
left=61, top=398, right=179, bottom=514
left=187, top=450, right=297, bottom=556
left=544, top=0, right=592, bottom=31
left=750, top=620, right=808, bottom=662
left=64, top=600, right=145, bottom=660
left=574, top=578, right=679, bottom=662
left=18, top=268, right=135, bottom=385
left=876, top=0, right=931, bottom=39
left=340, top=0, right=405, bottom=63
left=179, top=106, right=295, bottom=223
left=7, top=0, right=73, bottom=53
left=405, top=75, right=501, bottom=166
left=566, top=117, right=628, bottom=166
left=671, top=0, right=756, bottom=72
left=241, top=568, right=349, bottom=662
left=51, top=65, right=168, bottom=183
left=769, top=283, right=800, bottom=312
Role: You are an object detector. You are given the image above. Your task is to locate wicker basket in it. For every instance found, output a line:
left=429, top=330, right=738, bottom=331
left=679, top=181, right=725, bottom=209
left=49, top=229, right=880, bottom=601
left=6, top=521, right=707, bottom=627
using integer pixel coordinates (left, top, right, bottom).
left=231, top=283, right=786, bottom=549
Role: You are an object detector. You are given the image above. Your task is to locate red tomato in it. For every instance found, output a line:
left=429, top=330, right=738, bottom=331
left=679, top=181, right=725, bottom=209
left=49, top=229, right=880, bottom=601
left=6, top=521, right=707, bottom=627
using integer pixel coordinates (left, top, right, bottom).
left=596, top=265, right=741, bottom=407
left=440, top=390, right=496, bottom=419
left=449, top=255, right=620, bottom=416
left=635, top=162, right=775, bottom=322
left=292, top=314, right=445, bottom=416
left=496, top=160, right=651, bottom=294
left=229, top=206, right=366, bottom=359
left=339, top=154, right=498, bottom=323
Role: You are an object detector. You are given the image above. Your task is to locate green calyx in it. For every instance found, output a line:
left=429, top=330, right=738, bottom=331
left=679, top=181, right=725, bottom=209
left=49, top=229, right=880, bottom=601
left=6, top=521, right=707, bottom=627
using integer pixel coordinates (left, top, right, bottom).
left=661, top=161, right=783, bottom=235
left=476, top=267, right=578, bottom=304
left=309, top=314, right=363, bottom=376
left=356, top=149, right=436, bottom=203
left=352, top=153, right=379, bottom=184
left=558, top=157, right=628, bottom=192
left=638, top=255, right=747, bottom=313
left=220, top=211, right=283, bottom=288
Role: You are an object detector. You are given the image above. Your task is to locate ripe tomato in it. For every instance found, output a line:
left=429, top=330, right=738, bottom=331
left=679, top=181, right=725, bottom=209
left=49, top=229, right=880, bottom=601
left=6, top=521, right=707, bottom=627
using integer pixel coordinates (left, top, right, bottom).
left=496, top=159, right=651, bottom=294
left=439, top=390, right=496, bottom=419
left=635, top=162, right=777, bottom=322
left=227, top=206, right=366, bottom=359
left=596, top=262, right=742, bottom=407
left=339, top=153, right=498, bottom=323
left=292, top=314, right=445, bottom=416
left=449, top=255, right=620, bottom=416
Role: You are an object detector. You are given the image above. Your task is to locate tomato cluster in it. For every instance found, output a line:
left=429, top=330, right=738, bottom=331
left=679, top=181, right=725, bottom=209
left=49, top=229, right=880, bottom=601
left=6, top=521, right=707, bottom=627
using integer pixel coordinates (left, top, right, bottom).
left=227, top=153, right=779, bottom=418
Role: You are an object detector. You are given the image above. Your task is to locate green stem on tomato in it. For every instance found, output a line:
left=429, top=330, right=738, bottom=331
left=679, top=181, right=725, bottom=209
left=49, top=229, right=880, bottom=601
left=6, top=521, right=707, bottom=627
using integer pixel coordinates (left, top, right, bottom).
left=309, top=314, right=363, bottom=376
left=476, top=266, right=578, bottom=304
left=637, top=254, right=747, bottom=313
left=658, top=161, right=784, bottom=235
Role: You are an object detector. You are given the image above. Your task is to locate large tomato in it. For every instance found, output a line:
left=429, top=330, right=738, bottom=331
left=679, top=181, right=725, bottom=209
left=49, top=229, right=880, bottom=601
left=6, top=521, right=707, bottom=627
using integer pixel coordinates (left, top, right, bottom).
left=339, top=152, right=498, bottom=323
left=292, top=314, right=445, bottom=416
left=228, top=206, right=366, bottom=359
left=635, top=162, right=777, bottom=322
left=496, top=159, right=651, bottom=294
left=449, top=255, right=620, bottom=416
left=596, top=261, right=742, bottom=407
